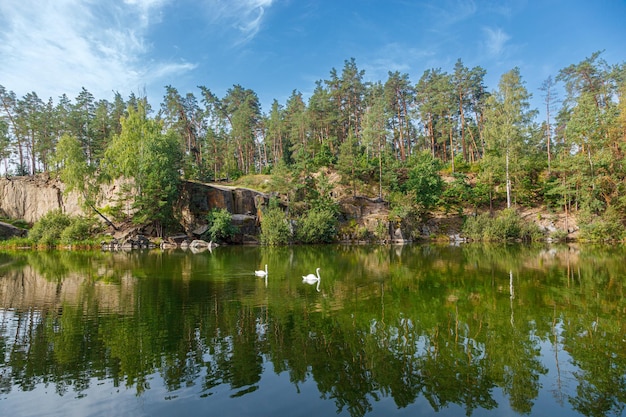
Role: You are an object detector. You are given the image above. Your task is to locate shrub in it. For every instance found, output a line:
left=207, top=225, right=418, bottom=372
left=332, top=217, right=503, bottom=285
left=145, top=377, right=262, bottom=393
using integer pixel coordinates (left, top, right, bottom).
left=578, top=208, right=625, bottom=242
left=60, top=217, right=95, bottom=244
left=28, top=210, right=72, bottom=246
left=295, top=208, right=338, bottom=244
left=260, top=201, right=291, bottom=245
left=462, top=209, right=543, bottom=242
left=205, top=208, right=238, bottom=242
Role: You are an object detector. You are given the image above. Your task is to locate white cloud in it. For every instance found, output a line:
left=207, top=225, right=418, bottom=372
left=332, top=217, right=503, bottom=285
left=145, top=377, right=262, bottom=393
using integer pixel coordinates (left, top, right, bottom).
left=204, top=0, right=274, bottom=43
left=0, top=0, right=195, bottom=101
left=483, top=27, right=511, bottom=57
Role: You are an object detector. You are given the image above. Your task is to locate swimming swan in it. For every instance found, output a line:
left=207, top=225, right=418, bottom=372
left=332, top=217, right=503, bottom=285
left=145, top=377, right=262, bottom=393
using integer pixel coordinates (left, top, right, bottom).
left=302, top=268, right=321, bottom=291
left=255, top=264, right=268, bottom=277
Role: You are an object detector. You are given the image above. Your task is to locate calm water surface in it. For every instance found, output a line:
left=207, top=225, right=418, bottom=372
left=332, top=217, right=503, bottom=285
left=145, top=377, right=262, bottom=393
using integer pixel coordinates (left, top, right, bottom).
left=0, top=243, right=624, bottom=417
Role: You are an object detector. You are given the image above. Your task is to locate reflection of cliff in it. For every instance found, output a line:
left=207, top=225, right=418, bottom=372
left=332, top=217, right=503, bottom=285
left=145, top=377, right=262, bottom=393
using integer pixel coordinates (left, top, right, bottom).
left=0, top=266, right=136, bottom=313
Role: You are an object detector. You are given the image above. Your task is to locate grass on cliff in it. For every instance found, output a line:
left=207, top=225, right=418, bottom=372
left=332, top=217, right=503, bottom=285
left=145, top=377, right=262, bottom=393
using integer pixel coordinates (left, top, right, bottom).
left=231, top=174, right=273, bottom=192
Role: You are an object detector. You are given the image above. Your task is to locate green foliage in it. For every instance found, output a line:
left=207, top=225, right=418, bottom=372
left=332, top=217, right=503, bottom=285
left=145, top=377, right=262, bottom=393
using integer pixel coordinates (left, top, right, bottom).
left=312, top=142, right=336, bottom=168
left=260, top=199, right=292, bottom=245
left=103, top=102, right=182, bottom=234
left=442, top=173, right=473, bottom=214
left=452, top=154, right=471, bottom=173
left=578, top=208, right=626, bottom=242
left=462, top=208, right=543, bottom=242
left=295, top=208, right=338, bottom=244
left=28, top=210, right=72, bottom=245
left=402, top=152, right=444, bottom=212
left=388, top=190, right=419, bottom=224
left=442, top=173, right=491, bottom=215
left=2, top=52, right=626, bottom=245
left=309, top=173, right=340, bottom=214
left=269, top=159, right=294, bottom=201
left=28, top=210, right=96, bottom=246
left=54, top=134, right=93, bottom=194
left=60, top=217, right=96, bottom=244
left=204, top=208, right=238, bottom=242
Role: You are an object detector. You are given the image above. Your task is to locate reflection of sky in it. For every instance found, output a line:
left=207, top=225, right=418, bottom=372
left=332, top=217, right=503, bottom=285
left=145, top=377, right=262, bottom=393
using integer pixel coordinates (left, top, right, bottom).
left=0, top=352, right=343, bottom=417
left=535, top=320, right=577, bottom=416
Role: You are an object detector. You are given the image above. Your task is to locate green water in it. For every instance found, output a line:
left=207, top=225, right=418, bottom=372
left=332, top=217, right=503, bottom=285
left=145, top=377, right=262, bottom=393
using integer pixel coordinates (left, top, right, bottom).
left=0, top=244, right=624, bottom=417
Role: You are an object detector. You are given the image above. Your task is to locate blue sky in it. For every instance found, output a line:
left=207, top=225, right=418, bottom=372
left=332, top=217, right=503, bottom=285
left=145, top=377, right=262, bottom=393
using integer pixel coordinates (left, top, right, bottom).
left=1, top=0, right=624, bottom=116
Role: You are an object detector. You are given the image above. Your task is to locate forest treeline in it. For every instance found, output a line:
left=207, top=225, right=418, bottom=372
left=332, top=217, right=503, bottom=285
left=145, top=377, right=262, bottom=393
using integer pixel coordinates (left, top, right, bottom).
left=1, top=51, right=625, bottom=241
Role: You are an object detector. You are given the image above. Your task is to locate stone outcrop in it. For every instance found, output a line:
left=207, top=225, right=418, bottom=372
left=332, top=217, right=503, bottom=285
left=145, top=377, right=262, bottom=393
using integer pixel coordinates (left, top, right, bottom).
left=0, top=221, right=26, bottom=238
left=0, top=175, right=405, bottom=244
left=0, top=174, right=82, bottom=224
left=0, top=175, right=269, bottom=241
left=0, top=175, right=132, bottom=225
left=177, top=180, right=268, bottom=242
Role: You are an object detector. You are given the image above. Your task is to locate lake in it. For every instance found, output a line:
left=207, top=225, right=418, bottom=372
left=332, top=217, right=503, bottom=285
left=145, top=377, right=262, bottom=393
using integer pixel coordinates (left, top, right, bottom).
left=0, top=243, right=624, bottom=417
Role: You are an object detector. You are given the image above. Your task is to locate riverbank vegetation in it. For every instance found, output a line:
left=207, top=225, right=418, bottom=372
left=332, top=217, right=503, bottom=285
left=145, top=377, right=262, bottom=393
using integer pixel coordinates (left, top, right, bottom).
left=1, top=51, right=625, bottom=245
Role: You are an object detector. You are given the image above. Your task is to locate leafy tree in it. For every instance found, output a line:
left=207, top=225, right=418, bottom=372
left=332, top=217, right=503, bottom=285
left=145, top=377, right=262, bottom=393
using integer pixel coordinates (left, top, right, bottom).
left=269, top=159, right=296, bottom=208
left=103, top=101, right=182, bottom=235
left=416, top=69, right=455, bottom=163
left=71, top=87, right=97, bottom=165
left=55, top=133, right=93, bottom=195
left=161, top=86, right=203, bottom=179
left=265, top=99, right=286, bottom=164
left=307, top=80, right=338, bottom=159
left=401, top=152, right=444, bottom=215
left=284, top=90, right=309, bottom=171
left=53, top=133, right=115, bottom=227
left=15, top=91, right=45, bottom=175
left=204, top=208, right=238, bottom=242
left=384, top=71, right=414, bottom=161
left=482, top=68, right=537, bottom=208
left=221, top=85, right=262, bottom=176
left=336, top=133, right=361, bottom=195
left=0, top=119, right=11, bottom=173
left=362, top=89, right=390, bottom=200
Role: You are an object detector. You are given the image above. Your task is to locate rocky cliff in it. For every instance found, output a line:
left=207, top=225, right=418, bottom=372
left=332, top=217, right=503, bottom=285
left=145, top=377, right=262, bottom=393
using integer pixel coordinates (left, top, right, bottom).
left=177, top=181, right=268, bottom=243
left=0, top=175, right=268, bottom=240
left=0, top=174, right=82, bottom=224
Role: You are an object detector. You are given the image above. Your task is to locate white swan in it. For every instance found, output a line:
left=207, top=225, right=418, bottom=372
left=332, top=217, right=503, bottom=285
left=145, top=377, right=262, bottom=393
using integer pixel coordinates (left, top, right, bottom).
left=302, top=267, right=321, bottom=291
left=255, top=264, right=268, bottom=277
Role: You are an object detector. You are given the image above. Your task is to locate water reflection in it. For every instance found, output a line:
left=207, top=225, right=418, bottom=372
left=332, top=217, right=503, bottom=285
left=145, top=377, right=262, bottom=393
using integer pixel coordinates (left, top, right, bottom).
left=0, top=244, right=624, bottom=417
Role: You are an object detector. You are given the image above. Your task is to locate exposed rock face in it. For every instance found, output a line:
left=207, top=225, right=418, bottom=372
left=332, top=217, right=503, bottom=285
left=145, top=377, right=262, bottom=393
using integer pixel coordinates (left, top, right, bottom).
left=0, top=175, right=400, bottom=243
left=177, top=181, right=268, bottom=241
left=0, top=176, right=270, bottom=241
left=0, top=175, right=82, bottom=224
left=0, top=175, right=135, bottom=225
left=0, top=221, right=26, bottom=238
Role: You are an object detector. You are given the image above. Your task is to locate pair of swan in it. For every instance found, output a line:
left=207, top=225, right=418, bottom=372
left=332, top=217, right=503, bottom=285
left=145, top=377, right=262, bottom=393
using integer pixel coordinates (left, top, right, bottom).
left=255, top=265, right=321, bottom=291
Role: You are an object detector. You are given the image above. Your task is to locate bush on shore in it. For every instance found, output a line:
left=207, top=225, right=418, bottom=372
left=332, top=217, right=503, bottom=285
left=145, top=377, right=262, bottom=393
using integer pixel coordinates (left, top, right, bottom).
left=462, top=208, right=543, bottom=242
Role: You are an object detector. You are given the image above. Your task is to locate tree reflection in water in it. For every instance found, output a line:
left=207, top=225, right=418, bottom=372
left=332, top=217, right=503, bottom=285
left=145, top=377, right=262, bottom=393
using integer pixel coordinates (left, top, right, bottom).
left=0, top=244, right=624, bottom=417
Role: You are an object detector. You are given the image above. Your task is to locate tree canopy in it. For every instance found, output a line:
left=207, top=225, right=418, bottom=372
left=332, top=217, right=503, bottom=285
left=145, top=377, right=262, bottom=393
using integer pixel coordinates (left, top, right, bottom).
left=0, top=51, right=625, bottom=240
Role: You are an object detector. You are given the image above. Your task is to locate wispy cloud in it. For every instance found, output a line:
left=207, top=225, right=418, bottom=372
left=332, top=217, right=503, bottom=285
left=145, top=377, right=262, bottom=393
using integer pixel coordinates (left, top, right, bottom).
left=483, top=27, right=511, bottom=58
left=363, top=43, right=437, bottom=82
left=204, top=0, right=274, bottom=44
left=0, top=0, right=195, bottom=100
left=425, top=0, right=477, bottom=27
